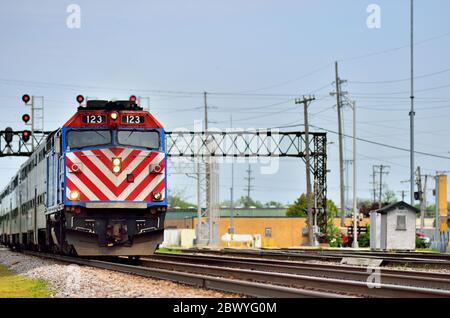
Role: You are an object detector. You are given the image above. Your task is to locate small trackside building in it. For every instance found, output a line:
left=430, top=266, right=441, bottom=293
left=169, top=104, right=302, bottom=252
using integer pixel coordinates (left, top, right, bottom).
left=370, top=201, right=418, bottom=251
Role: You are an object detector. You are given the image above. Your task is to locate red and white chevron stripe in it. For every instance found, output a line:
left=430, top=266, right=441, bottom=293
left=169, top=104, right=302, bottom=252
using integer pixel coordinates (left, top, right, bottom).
left=65, top=147, right=165, bottom=202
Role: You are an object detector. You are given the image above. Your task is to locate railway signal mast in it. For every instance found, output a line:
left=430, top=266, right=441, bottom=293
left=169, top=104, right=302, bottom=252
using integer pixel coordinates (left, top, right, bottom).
left=21, top=94, right=44, bottom=151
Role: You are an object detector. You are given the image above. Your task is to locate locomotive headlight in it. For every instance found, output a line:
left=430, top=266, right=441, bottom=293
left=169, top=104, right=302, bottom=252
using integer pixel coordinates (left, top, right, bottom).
left=112, top=158, right=121, bottom=166
left=152, top=191, right=163, bottom=201
left=110, top=112, right=119, bottom=120
left=69, top=191, right=80, bottom=201
left=112, top=157, right=122, bottom=173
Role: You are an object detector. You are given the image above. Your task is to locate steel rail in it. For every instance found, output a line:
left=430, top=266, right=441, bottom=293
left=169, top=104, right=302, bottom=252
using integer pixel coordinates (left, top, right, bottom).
left=183, top=248, right=450, bottom=269
left=21, top=251, right=341, bottom=298
left=280, top=248, right=450, bottom=260
left=150, top=253, right=450, bottom=291
left=137, top=256, right=450, bottom=298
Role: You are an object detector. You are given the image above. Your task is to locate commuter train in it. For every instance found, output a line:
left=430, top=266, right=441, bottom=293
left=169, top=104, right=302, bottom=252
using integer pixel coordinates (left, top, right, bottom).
left=0, top=96, right=167, bottom=256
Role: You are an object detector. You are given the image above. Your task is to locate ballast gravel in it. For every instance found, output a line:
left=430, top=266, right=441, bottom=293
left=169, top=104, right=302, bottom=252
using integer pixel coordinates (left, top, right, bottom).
left=0, top=248, right=241, bottom=298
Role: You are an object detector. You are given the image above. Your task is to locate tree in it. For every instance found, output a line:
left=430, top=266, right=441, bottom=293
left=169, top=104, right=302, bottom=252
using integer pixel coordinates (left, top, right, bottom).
left=168, top=195, right=196, bottom=208
left=287, top=193, right=338, bottom=218
left=238, top=196, right=263, bottom=208
left=327, top=199, right=339, bottom=216
left=287, top=193, right=307, bottom=217
left=383, top=190, right=397, bottom=204
left=168, top=188, right=196, bottom=208
left=264, top=201, right=284, bottom=208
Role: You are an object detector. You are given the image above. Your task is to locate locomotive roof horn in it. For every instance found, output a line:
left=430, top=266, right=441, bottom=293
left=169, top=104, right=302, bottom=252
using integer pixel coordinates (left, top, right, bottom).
left=77, top=99, right=143, bottom=111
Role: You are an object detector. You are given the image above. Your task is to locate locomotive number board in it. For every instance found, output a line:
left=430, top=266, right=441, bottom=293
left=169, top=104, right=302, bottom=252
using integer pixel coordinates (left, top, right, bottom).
left=121, top=115, right=145, bottom=124
left=82, top=115, right=106, bottom=124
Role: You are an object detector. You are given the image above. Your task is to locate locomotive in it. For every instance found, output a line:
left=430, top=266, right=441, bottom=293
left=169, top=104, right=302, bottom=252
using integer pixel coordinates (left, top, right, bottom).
left=0, top=96, right=167, bottom=256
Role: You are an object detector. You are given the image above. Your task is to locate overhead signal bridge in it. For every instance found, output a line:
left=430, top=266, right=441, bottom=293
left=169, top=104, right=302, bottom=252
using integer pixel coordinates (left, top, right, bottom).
left=0, top=129, right=49, bottom=157
left=166, top=130, right=328, bottom=230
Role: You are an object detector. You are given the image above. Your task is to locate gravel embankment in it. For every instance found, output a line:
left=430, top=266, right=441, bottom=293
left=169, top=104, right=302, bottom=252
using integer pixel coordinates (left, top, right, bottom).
left=0, top=248, right=241, bottom=298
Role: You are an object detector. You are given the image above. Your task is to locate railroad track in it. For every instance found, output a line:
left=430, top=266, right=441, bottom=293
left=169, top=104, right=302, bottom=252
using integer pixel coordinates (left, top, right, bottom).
left=19, top=250, right=450, bottom=298
left=22, top=251, right=341, bottom=298
left=277, top=248, right=450, bottom=260
left=150, top=253, right=450, bottom=291
left=143, top=253, right=450, bottom=297
left=182, top=248, right=450, bottom=269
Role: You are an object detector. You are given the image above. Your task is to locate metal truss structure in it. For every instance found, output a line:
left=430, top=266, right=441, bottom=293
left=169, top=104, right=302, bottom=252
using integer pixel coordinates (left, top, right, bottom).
left=166, top=130, right=328, bottom=235
left=0, top=130, right=50, bottom=157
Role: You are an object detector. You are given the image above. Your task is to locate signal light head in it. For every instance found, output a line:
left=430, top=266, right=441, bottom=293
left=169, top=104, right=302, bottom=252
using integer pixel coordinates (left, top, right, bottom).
left=4, top=127, right=13, bottom=144
left=130, top=95, right=137, bottom=103
left=76, top=95, right=84, bottom=104
left=22, top=130, right=31, bottom=142
left=22, top=94, right=30, bottom=104
left=22, top=114, right=30, bottom=123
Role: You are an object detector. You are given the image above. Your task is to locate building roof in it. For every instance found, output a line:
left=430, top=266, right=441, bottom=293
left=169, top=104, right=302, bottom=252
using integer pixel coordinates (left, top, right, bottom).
left=373, top=201, right=420, bottom=214
left=166, top=208, right=288, bottom=219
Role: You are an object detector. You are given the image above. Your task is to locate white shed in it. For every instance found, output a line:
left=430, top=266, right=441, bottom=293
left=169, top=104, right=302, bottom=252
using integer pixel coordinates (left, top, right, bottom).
left=370, top=201, right=418, bottom=251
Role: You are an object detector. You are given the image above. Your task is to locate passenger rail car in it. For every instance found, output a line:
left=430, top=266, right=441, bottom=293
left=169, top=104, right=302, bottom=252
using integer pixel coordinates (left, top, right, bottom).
left=0, top=96, right=167, bottom=256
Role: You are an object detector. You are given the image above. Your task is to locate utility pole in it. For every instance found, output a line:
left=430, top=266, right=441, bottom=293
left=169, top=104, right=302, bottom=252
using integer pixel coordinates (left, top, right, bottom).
left=229, top=115, right=235, bottom=235
left=351, top=101, right=358, bottom=248
left=344, top=160, right=352, bottom=212
left=409, top=0, right=415, bottom=206
left=331, top=61, right=347, bottom=227
left=397, top=190, right=406, bottom=201
left=373, top=165, right=390, bottom=208
left=371, top=166, right=377, bottom=204
left=295, top=95, right=316, bottom=246
left=244, top=165, right=254, bottom=205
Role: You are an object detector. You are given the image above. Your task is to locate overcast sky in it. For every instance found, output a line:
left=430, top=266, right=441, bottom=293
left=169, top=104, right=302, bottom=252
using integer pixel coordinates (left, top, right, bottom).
left=0, top=0, right=450, bottom=207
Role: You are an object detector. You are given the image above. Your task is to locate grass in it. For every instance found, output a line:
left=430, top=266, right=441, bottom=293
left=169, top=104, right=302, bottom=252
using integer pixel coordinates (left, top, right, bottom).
left=416, top=248, right=435, bottom=252
left=156, top=247, right=182, bottom=254
left=0, top=265, right=51, bottom=298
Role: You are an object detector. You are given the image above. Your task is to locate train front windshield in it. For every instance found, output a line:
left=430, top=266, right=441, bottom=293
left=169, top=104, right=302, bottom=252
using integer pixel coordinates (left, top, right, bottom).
left=66, top=129, right=160, bottom=150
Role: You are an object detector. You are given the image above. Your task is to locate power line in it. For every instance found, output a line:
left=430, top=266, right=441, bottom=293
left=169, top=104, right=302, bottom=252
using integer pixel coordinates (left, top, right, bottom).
left=235, top=63, right=333, bottom=93
left=338, top=30, right=450, bottom=63
left=349, top=67, right=450, bottom=84
left=275, top=123, right=450, bottom=160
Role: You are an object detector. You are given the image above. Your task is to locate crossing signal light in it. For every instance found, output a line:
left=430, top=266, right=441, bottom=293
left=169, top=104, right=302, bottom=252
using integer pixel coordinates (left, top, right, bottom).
left=22, top=114, right=30, bottom=123
left=22, top=130, right=31, bottom=143
left=4, top=127, right=13, bottom=144
left=414, top=191, right=422, bottom=201
left=22, top=94, right=30, bottom=104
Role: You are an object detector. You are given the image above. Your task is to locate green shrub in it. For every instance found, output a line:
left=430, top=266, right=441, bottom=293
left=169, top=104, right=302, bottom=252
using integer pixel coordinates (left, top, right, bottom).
left=416, top=237, right=427, bottom=249
left=327, top=235, right=343, bottom=247
left=358, top=225, right=370, bottom=247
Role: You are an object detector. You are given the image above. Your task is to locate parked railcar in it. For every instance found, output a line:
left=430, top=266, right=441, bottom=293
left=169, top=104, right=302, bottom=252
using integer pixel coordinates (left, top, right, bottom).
left=0, top=96, right=167, bottom=256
